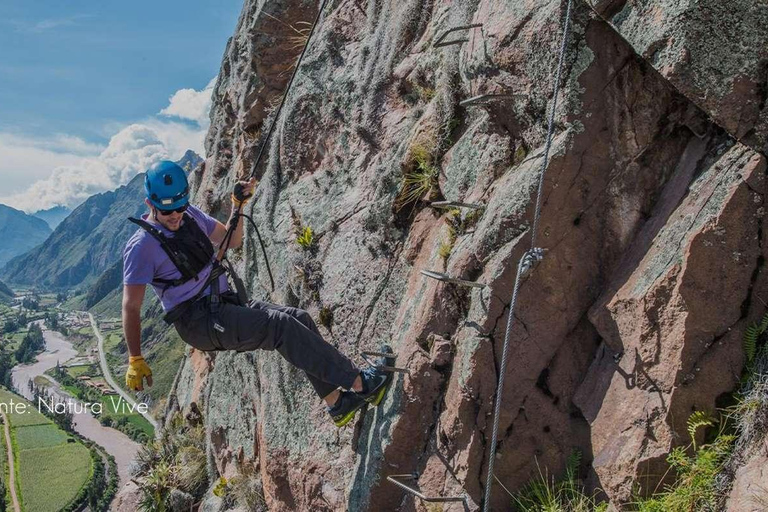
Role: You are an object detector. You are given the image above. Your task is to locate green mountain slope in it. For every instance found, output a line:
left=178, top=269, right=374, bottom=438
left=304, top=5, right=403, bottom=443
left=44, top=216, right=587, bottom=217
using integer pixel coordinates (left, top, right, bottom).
left=0, top=176, right=146, bottom=289
left=0, top=204, right=52, bottom=267
left=0, top=279, right=13, bottom=303
left=85, top=261, right=122, bottom=309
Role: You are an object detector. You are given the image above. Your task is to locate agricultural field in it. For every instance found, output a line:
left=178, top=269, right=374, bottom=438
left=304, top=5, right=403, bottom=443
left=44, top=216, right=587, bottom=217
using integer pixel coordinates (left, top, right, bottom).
left=15, top=424, right=69, bottom=450
left=18, top=443, right=91, bottom=512
left=32, top=376, right=51, bottom=388
left=5, top=330, right=27, bottom=352
left=66, top=326, right=97, bottom=356
left=102, top=326, right=125, bottom=353
left=37, top=294, right=59, bottom=308
left=0, top=388, right=92, bottom=512
left=64, top=364, right=94, bottom=379
left=0, top=304, right=14, bottom=320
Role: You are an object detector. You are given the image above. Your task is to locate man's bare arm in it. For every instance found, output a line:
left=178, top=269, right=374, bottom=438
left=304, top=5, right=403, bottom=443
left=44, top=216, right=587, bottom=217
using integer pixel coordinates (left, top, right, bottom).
left=122, top=284, right=146, bottom=357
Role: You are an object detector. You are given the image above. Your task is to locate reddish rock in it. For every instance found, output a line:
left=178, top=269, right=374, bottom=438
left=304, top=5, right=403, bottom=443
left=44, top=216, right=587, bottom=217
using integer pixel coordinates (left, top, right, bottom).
left=577, top=146, right=766, bottom=500
left=727, top=451, right=768, bottom=512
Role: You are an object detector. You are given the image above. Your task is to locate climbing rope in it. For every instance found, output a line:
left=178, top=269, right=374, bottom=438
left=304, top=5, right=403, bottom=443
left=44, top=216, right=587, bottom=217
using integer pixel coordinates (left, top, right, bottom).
left=482, top=1, right=573, bottom=510
left=218, top=0, right=331, bottom=285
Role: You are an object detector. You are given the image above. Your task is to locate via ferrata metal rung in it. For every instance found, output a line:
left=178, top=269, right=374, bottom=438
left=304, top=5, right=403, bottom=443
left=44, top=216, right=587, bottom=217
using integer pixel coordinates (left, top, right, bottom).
left=433, top=23, right=483, bottom=48
left=361, top=351, right=408, bottom=374
left=420, top=270, right=486, bottom=289
left=387, top=474, right=467, bottom=503
left=430, top=200, right=484, bottom=210
left=460, top=94, right=526, bottom=108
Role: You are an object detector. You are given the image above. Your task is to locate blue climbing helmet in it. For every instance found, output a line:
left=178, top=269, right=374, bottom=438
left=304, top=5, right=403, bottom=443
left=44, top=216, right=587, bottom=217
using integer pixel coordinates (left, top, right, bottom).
left=144, top=160, right=189, bottom=210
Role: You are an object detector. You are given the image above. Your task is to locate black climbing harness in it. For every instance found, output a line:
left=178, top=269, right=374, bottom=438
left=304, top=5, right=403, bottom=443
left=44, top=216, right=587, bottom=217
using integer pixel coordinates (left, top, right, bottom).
left=128, top=214, right=236, bottom=325
left=128, top=214, right=215, bottom=290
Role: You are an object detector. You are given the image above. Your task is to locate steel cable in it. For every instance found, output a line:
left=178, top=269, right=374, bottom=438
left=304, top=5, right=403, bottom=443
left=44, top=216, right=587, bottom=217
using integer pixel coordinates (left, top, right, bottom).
left=482, top=0, right=573, bottom=509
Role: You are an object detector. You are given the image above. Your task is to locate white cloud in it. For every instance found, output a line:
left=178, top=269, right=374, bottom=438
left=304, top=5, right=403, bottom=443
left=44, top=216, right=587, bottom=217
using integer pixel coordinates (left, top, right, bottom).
left=0, top=78, right=216, bottom=213
left=0, top=134, right=96, bottom=195
left=159, top=78, right=216, bottom=127
left=0, top=125, right=167, bottom=212
left=10, top=15, right=92, bottom=34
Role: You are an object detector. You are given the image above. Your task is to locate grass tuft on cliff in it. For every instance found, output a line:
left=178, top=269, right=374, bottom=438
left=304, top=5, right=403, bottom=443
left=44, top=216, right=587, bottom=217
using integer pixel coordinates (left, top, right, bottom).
left=134, top=411, right=208, bottom=511
left=395, top=138, right=439, bottom=211
left=511, top=451, right=608, bottom=512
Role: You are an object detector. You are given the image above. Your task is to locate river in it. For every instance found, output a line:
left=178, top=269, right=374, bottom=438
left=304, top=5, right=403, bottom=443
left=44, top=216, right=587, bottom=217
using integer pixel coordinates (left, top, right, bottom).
left=11, top=326, right=142, bottom=488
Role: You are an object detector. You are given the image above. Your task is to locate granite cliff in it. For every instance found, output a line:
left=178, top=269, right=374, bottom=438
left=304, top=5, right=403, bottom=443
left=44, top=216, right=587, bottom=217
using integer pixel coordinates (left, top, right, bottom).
left=119, top=1, right=768, bottom=510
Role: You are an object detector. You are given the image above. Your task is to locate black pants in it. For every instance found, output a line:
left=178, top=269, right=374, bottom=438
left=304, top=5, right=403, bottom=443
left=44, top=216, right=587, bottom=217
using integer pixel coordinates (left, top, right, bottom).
left=174, top=295, right=360, bottom=398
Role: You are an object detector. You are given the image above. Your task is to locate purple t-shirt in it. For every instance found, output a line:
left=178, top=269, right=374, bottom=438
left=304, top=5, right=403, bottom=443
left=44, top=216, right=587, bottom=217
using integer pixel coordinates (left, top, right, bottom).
left=123, top=205, right=229, bottom=311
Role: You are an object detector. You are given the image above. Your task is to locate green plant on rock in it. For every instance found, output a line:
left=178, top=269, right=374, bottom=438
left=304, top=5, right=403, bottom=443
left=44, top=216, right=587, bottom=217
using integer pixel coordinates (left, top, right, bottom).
left=135, top=412, right=209, bottom=511
left=438, top=209, right=460, bottom=263
left=175, top=445, right=208, bottom=496
left=511, top=451, right=608, bottom=512
left=438, top=238, right=454, bottom=262
left=395, top=139, right=439, bottom=211
left=462, top=207, right=483, bottom=232
left=296, top=226, right=314, bottom=249
left=743, top=311, right=768, bottom=369
left=687, top=410, right=715, bottom=450
left=413, top=83, right=436, bottom=103
left=212, top=477, right=229, bottom=498
left=318, top=306, right=334, bottom=330
left=633, top=435, right=734, bottom=512
left=139, top=461, right=173, bottom=512
left=514, top=144, right=529, bottom=165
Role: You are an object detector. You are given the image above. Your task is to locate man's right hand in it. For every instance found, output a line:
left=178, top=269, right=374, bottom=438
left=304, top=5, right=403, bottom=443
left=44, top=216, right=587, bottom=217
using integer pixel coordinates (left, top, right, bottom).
left=126, top=355, right=153, bottom=391
left=232, top=177, right=257, bottom=208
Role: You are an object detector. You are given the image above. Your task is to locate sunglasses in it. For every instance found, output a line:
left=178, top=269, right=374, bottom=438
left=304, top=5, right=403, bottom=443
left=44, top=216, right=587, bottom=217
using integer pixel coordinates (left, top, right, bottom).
left=157, top=204, right=189, bottom=216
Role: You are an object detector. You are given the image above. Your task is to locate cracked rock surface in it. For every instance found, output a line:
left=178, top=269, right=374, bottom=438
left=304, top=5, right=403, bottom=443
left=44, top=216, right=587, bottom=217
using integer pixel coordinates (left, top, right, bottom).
left=137, top=1, right=768, bottom=511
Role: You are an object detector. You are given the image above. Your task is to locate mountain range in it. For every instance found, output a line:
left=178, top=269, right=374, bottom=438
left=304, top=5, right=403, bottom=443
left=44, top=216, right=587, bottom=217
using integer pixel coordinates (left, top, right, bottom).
left=33, top=205, right=72, bottom=230
left=0, top=204, right=52, bottom=268
left=0, top=150, right=203, bottom=290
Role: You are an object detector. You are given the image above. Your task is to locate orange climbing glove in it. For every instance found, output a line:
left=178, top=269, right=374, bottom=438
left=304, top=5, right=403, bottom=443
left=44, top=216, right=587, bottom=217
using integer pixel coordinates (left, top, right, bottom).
left=125, top=355, right=153, bottom=391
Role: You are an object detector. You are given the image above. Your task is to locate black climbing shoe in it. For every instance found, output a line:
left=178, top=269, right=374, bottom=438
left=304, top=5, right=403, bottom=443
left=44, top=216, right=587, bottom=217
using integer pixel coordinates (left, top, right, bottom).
left=356, top=367, right=391, bottom=407
left=328, top=391, right=367, bottom=427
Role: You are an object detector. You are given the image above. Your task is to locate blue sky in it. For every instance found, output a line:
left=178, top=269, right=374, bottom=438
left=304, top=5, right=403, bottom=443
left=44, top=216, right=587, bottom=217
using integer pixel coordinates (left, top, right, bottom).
left=0, top=1, right=243, bottom=211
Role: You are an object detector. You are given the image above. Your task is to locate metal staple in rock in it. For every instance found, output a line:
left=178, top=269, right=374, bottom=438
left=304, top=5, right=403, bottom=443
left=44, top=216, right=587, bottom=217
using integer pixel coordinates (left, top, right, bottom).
left=482, top=0, right=574, bottom=510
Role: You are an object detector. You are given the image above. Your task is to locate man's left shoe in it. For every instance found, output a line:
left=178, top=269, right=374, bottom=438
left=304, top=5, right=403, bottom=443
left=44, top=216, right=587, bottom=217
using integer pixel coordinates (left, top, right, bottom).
left=356, top=367, right=391, bottom=407
left=328, top=391, right=367, bottom=427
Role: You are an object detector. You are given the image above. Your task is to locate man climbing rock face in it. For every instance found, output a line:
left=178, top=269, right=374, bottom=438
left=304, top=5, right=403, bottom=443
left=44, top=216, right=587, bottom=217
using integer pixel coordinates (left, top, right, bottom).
left=121, top=160, right=389, bottom=426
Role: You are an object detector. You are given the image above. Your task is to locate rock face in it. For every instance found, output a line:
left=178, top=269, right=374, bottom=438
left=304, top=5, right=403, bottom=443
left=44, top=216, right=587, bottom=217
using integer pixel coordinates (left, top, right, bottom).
left=727, top=451, right=768, bottom=512
left=591, top=0, right=768, bottom=156
left=169, top=1, right=768, bottom=511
